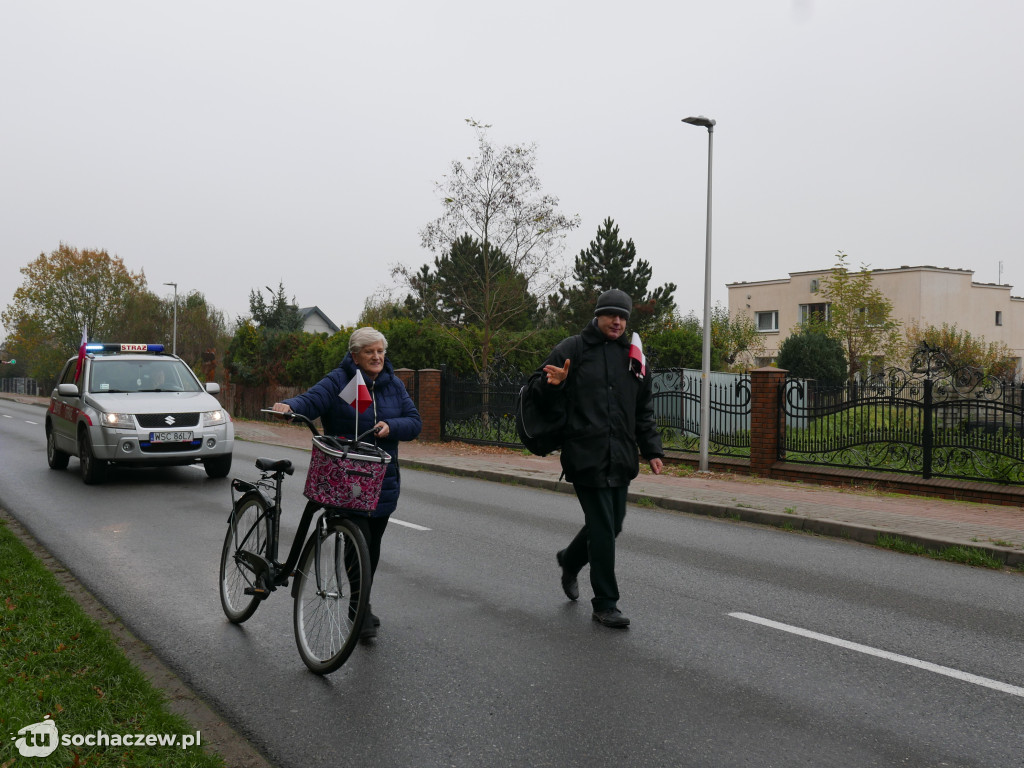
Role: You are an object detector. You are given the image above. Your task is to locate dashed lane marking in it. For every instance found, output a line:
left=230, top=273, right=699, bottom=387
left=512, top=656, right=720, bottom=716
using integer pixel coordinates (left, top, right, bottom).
left=730, top=611, right=1024, bottom=698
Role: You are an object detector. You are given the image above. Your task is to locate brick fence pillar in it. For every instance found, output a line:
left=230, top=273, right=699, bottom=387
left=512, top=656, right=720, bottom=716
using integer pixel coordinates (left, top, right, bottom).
left=750, top=367, right=787, bottom=475
left=394, top=369, right=414, bottom=399
left=413, top=368, right=442, bottom=442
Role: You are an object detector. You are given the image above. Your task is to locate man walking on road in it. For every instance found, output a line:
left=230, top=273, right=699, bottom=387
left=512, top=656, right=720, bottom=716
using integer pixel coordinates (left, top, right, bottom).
left=530, top=289, right=664, bottom=628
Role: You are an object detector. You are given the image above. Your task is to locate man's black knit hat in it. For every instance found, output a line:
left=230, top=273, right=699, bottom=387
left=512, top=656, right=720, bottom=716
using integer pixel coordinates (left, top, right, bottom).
left=594, top=289, right=632, bottom=320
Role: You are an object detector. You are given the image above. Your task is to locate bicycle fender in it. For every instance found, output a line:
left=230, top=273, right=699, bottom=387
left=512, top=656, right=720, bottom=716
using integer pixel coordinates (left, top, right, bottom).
left=226, top=488, right=263, bottom=523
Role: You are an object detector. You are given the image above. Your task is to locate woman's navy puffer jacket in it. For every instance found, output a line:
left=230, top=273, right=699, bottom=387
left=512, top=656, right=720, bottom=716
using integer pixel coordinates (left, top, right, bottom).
left=282, top=354, right=422, bottom=518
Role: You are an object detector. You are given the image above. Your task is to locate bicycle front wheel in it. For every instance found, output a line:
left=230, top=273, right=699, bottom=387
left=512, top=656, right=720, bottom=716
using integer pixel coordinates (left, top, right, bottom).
left=292, top=514, right=371, bottom=675
left=220, top=494, right=271, bottom=624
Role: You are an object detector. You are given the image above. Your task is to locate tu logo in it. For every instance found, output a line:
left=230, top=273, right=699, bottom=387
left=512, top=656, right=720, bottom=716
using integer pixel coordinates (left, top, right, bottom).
left=12, top=716, right=59, bottom=758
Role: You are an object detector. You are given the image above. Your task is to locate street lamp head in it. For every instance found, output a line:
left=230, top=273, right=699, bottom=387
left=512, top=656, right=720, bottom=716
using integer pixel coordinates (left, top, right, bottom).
left=683, top=115, right=716, bottom=129
left=163, top=282, right=176, bottom=288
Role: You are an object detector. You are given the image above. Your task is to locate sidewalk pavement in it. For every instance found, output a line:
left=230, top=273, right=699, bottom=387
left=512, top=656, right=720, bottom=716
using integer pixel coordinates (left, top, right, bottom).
left=233, top=416, right=1024, bottom=568
left=5, top=392, right=1022, bottom=567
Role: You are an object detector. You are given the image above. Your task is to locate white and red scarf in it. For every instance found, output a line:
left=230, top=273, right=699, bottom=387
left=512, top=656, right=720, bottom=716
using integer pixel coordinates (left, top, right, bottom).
left=629, top=333, right=646, bottom=380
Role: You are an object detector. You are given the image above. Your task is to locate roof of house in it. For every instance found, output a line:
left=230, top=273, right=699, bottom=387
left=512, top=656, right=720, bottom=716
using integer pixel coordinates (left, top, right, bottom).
left=298, top=306, right=340, bottom=334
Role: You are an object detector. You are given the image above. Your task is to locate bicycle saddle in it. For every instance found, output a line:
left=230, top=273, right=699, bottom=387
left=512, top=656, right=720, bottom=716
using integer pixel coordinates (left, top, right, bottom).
left=255, top=457, right=295, bottom=474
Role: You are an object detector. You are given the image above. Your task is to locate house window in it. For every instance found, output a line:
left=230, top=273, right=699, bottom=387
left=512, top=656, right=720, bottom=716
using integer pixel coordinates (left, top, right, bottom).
left=799, top=303, right=830, bottom=324
left=996, top=311, right=1003, bottom=326
left=855, top=305, right=885, bottom=327
left=756, top=310, right=779, bottom=332
left=809, top=278, right=819, bottom=293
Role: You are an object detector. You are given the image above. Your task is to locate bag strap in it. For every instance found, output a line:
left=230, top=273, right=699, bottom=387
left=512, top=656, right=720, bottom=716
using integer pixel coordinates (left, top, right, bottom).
left=556, top=335, right=583, bottom=484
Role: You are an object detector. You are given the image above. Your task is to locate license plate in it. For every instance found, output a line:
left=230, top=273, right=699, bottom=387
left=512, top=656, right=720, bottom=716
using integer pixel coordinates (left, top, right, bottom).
left=149, top=431, right=193, bottom=443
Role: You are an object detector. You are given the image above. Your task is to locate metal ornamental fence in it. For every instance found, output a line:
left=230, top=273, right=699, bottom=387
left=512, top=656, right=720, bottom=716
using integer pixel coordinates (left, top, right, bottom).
left=780, top=345, right=1024, bottom=483
left=441, top=367, right=756, bottom=455
left=652, top=369, right=752, bottom=456
left=442, top=371, right=522, bottom=446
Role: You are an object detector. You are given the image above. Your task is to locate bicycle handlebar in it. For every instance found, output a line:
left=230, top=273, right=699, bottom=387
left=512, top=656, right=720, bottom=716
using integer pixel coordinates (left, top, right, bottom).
left=260, top=409, right=382, bottom=443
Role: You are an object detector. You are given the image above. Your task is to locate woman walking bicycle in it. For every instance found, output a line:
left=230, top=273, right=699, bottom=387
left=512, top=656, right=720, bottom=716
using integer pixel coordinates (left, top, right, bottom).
left=272, top=326, right=421, bottom=639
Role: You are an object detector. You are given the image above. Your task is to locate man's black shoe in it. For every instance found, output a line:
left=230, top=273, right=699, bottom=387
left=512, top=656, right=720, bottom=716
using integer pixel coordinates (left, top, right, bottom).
left=556, top=550, right=579, bottom=601
left=592, top=609, right=630, bottom=628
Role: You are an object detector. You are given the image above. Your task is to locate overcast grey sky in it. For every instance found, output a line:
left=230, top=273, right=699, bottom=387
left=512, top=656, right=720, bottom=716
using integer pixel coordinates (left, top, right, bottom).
left=2, top=1, right=1022, bottom=344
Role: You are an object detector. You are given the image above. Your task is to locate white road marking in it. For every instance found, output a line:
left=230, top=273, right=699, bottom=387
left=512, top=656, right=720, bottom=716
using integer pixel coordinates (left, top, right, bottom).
left=390, top=518, right=430, bottom=531
left=25, top=420, right=38, bottom=425
left=2, top=414, right=10, bottom=418
left=730, top=611, right=1024, bottom=698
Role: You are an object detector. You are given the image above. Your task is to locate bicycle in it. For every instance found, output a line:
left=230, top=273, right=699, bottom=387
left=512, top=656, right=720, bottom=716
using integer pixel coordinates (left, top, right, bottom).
left=218, top=411, right=390, bottom=674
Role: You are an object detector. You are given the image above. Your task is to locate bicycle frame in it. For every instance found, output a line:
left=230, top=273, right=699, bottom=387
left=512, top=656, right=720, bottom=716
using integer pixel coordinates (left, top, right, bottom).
left=228, top=475, right=327, bottom=593
left=226, top=411, right=380, bottom=596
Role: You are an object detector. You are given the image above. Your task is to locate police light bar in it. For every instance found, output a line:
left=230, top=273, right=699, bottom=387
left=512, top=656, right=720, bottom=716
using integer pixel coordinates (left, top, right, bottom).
left=85, top=343, right=166, bottom=354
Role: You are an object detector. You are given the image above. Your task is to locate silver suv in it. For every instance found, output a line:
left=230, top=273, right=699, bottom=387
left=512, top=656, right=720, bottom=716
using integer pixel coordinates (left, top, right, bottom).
left=46, top=343, right=234, bottom=484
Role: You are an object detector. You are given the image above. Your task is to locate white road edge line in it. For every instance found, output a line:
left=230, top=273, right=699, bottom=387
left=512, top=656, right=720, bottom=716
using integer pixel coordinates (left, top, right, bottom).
left=390, top=518, right=430, bottom=531
left=729, top=612, right=1024, bottom=698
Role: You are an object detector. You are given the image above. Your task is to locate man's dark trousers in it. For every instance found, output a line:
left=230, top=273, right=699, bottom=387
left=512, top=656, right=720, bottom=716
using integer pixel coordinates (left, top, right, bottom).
left=563, top=484, right=629, bottom=611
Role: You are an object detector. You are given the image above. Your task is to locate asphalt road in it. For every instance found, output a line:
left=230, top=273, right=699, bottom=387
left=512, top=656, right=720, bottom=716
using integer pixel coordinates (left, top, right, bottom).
left=3, top=398, right=1024, bottom=768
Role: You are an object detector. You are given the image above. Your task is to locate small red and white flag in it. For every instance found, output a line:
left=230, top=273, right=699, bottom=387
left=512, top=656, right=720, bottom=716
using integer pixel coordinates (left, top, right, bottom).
left=629, top=332, right=646, bottom=380
left=339, top=369, right=373, bottom=414
left=73, top=325, right=88, bottom=383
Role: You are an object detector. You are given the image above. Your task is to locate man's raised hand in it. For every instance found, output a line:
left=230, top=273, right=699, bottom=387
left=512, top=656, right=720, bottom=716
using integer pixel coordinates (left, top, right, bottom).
left=544, top=358, right=571, bottom=386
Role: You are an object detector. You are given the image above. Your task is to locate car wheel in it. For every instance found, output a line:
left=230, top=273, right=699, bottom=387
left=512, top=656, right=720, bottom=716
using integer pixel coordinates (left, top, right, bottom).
left=79, top=432, right=107, bottom=485
left=204, top=454, right=232, bottom=479
left=46, top=426, right=71, bottom=470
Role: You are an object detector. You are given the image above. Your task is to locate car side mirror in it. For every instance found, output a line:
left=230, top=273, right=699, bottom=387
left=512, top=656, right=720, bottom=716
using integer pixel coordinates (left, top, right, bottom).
left=205, top=382, right=221, bottom=394
left=57, top=383, right=80, bottom=397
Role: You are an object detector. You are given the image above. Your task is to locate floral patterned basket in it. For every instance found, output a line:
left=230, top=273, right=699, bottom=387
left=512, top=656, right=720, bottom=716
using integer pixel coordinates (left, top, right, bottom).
left=303, top=435, right=392, bottom=512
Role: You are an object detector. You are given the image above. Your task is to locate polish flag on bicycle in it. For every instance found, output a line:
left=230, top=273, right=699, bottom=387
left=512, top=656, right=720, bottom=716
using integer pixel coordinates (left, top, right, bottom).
left=339, top=369, right=373, bottom=414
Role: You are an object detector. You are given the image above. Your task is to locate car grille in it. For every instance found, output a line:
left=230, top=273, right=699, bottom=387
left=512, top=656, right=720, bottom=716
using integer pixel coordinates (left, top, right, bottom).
left=136, top=412, right=201, bottom=428
left=140, top=439, right=203, bottom=454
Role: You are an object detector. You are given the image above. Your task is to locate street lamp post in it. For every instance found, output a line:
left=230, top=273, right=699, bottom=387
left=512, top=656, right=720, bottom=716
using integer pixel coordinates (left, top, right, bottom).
left=682, top=115, right=715, bottom=473
left=163, top=282, right=178, bottom=355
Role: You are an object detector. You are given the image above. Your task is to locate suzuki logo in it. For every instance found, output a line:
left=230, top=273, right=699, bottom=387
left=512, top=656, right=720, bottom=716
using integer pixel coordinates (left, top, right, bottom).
left=164, top=415, right=176, bottom=426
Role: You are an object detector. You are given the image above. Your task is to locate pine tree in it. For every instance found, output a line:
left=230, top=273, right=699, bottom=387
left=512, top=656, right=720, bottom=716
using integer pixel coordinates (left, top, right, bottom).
left=549, top=217, right=676, bottom=336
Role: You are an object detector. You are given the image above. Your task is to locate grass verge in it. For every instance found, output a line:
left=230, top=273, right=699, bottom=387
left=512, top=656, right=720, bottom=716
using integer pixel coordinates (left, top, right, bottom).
left=875, top=533, right=1003, bottom=569
left=0, top=519, right=226, bottom=768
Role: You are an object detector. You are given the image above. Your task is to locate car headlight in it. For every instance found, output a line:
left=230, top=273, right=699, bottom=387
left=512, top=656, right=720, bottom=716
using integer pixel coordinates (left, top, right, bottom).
left=203, top=409, right=227, bottom=427
left=100, top=412, right=134, bottom=429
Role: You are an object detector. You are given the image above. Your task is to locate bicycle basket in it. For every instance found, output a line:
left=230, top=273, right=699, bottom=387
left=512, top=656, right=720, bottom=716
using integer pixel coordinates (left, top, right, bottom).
left=303, top=435, right=392, bottom=512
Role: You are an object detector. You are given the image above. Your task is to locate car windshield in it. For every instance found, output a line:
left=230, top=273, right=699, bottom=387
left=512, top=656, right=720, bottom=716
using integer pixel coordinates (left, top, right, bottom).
left=88, top=359, right=203, bottom=394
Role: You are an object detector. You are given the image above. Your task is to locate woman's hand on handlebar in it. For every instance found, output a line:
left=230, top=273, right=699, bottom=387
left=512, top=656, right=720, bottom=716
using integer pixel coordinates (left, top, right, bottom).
left=259, top=405, right=295, bottom=421
left=372, top=421, right=389, bottom=439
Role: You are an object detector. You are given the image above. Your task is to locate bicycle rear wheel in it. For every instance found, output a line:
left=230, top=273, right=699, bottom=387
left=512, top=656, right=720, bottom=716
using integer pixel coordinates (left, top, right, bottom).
left=219, top=494, right=271, bottom=624
left=292, top=514, right=371, bottom=674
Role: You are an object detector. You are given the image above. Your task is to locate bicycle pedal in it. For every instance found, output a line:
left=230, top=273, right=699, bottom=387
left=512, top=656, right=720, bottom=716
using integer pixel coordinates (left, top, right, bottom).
left=244, top=587, right=271, bottom=600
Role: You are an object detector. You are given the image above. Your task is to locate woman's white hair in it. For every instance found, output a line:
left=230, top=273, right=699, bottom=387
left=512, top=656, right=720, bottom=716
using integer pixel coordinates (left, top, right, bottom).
left=348, top=326, right=388, bottom=354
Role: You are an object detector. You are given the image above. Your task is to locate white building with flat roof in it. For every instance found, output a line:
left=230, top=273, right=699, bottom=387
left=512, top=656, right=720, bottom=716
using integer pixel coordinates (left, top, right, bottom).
left=727, top=265, right=1024, bottom=374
